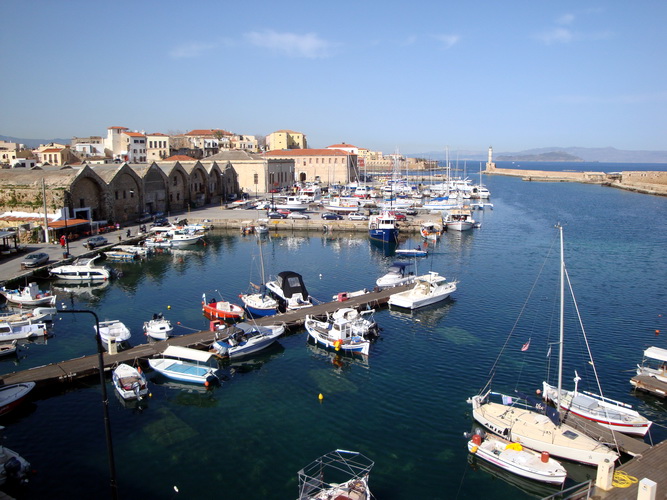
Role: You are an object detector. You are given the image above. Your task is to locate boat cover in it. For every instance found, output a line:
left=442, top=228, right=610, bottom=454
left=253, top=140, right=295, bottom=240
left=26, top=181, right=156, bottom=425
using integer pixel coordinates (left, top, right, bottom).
left=275, top=271, right=308, bottom=299
left=161, top=345, right=214, bottom=363
left=644, top=346, right=667, bottom=363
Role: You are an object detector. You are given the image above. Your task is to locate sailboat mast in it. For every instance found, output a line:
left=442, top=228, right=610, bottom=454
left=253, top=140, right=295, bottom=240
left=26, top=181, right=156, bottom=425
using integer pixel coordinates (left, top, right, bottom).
left=259, top=239, right=266, bottom=284
left=557, top=224, right=564, bottom=413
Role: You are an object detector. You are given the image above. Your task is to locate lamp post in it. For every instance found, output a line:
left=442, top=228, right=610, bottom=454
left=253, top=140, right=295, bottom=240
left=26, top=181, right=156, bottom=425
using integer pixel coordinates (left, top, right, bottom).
left=63, top=191, right=70, bottom=256
left=57, top=308, right=118, bottom=499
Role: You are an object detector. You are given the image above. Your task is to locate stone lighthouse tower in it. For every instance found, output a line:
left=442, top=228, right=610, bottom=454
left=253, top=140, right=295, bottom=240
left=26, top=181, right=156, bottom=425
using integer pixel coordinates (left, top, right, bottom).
left=485, top=146, right=496, bottom=171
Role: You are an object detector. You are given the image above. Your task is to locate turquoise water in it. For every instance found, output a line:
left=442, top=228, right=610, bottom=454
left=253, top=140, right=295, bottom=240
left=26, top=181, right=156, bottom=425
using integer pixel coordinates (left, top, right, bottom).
left=2, top=172, right=667, bottom=499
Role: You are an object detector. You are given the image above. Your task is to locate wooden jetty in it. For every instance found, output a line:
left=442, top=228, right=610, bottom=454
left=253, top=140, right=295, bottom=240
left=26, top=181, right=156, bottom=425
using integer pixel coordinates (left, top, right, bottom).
left=587, top=439, right=667, bottom=499
left=630, top=374, right=667, bottom=398
left=0, top=284, right=408, bottom=388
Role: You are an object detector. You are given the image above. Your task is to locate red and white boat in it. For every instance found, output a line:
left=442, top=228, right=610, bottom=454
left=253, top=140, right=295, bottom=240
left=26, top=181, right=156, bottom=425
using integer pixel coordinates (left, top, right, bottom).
left=0, top=382, right=35, bottom=416
left=202, top=293, right=244, bottom=320
left=542, top=372, right=652, bottom=437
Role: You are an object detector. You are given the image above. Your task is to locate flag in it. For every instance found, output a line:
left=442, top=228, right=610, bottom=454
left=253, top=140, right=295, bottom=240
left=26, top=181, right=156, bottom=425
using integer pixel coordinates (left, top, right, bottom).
left=521, top=339, right=531, bottom=352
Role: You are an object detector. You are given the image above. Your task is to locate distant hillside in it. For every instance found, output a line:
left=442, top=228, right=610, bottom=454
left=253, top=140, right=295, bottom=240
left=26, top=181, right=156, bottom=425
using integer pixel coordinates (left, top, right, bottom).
left=411, top=146, right=667, bottom=163
left=496, top=151, right=583, bottom=162
left=0, top=134, right=71, bottom=148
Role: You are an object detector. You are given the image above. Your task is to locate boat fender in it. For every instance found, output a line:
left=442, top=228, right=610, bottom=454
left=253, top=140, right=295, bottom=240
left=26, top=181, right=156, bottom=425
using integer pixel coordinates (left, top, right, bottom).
left=505, top=442, right=522, bottom=451
left=540, top=451, right=549, bottom=463
left=470, top=446, right=478, bottom=454
left=472, top=434, right=482, bottom=446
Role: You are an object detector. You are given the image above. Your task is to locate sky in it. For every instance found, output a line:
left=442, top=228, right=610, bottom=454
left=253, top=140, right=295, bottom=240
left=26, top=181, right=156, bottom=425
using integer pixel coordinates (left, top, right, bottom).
left=1, top=1, right=665, bottom=155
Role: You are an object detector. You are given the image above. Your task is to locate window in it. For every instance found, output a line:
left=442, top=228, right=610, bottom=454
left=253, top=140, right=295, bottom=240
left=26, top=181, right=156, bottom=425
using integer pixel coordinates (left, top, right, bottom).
left=173, top=177, right=177, bottom=186
left=115, top=191, right=119, bottom=200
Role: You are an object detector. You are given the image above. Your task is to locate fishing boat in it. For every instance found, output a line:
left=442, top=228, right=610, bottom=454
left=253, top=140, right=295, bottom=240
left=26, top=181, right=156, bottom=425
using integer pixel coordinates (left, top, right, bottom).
left=143, top=313, right=174, bottom=340
left=202, top=293, right=245, bottom=320
left=0, top=382, right=35, bottom=416
left=375, top=262, right=416, bottom=289
left=210, top=321, right=285, bottom=359
left=368, top=210, right=399, bottom=243
left=147, top=346, right=220, bottom=386
left=112, top=363, right=149, bottom=401
left=265, top=271, right=313, bottom=312
left=0, top=306, right=55, bottom=327
left=466, top=430, right=567, bottom=485
left=468, top=225, right=620, bottom=466
left=0, top=321, right=48, bottom=342
left=297, top=449, right=374, bottom=500
left=420, top=221, right=441, bottom=240
left=0, top=426, right=31, bottom=485
left=443, top=207, right=475, bottom=231
left=304, top=308, right=377, bottom=355
left=542, top=372, right=652, bottom=436
left=49, top=254, right=112, bottom=281
left=239, top=239, right=278, bottom=317
left=0, top=282, right=56, bottom=307
left=94, top=319, right=131, bottom=347
left=388, top=271, right=457, bottom=310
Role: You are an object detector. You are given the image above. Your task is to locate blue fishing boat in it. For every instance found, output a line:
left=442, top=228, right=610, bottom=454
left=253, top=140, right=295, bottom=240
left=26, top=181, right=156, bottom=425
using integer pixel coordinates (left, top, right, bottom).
left=368, top=210, right=399, bottom=243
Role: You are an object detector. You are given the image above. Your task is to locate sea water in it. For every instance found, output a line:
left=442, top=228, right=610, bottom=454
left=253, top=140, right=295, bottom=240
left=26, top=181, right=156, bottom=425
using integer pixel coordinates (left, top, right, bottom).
left=1, top=169, right=666, bottom=499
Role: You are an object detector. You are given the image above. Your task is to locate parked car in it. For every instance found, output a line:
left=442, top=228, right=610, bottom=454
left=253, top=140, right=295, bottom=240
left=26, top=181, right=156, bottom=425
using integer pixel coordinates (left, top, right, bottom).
left=321, top=212, right=343, bottom=220
left=21, top=252, right=49, bottom=268
left=277, top=209, right=291, bottom=215
left=267, top=212, right=287, bottom=219
left=287, top=212, right=310, bottom=220
left=347, top=212, right=368, bottom=221
left=84, top=235, right=109, bottom=249
left=391, top=212, right=408, bottom=221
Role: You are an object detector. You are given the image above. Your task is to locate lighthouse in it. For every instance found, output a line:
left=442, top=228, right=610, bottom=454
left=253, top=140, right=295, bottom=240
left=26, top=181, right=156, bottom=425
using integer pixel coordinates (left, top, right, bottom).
left=486, top=146, right=495, bottom=171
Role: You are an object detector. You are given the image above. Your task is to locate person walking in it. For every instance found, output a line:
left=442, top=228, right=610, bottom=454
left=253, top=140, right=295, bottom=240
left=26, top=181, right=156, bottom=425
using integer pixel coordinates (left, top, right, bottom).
left=60, top=235, right=66, bottom=248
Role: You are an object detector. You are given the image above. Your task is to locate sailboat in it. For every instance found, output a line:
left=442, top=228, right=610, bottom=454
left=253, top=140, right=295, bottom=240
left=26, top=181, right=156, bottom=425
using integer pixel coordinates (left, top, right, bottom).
left=467, top=225, right=620, bottom=466
left=239, top=239, right=278, bottom=317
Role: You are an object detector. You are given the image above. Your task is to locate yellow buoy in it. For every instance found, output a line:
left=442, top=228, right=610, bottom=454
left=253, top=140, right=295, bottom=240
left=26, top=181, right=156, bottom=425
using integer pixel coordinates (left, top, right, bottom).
left=318, top=393, right=324, bottom=401
left=471, top=446, right=478, bottom=453
left=167, top=305, right=171, bottom=309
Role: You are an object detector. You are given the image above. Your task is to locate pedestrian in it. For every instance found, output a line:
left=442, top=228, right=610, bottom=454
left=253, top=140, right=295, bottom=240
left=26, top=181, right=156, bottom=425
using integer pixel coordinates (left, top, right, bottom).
left=126, top=229, right=131, bottom=238
left=118, top=235, right=122, bottom=243
left=60, top=235, right=66, bottom=248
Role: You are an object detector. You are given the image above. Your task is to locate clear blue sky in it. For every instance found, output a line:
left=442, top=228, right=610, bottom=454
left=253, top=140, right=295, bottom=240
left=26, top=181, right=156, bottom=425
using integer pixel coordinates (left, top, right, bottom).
left=1, top=1, right=665, bottom=155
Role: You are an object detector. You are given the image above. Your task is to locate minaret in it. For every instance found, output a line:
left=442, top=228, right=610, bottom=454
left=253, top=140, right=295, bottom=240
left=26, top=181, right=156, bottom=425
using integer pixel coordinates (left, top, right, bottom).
left=486, top=146, right=495, bottom=171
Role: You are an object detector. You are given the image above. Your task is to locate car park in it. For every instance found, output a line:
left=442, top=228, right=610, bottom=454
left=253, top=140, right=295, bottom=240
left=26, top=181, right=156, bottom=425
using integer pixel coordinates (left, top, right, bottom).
left=21, top=252, right=49, bottom=268
left=287, top=212, right=310, bottom=219
left=321, top=212, right=343, bottom=220
left=267, top=212, right=287, bottom=219
left=347, top=212, right=368, bottom=221
left=84, top=235, right=109, bottom=249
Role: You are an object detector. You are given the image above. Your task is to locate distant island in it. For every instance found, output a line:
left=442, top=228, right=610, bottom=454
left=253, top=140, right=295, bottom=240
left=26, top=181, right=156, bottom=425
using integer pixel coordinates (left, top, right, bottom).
left=496, top=151, right=584, bottom=162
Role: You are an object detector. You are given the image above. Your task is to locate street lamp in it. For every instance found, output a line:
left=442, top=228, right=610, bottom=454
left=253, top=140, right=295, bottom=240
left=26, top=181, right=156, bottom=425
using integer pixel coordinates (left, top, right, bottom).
left=57, top=308, right=118, bottom=500
left=63, top=191, right=70, bottom=257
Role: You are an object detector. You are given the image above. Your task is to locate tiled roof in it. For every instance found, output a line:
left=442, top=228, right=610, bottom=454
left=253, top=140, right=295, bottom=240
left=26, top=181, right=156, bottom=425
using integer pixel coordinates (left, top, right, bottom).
left=328, top=143, right=357, bottom=148
left=41, top=148, right=63, bottom=153
left=147, top=132, right=168, bottom=136
left=164, top=155, right=198, bottom=162
left=264, top=149, right=349, bottom=157
left=124, top=132, right=145, bottom=137
left=185, top=129, right=232, bottom=137
left=108, top=126, right=128, bottom=130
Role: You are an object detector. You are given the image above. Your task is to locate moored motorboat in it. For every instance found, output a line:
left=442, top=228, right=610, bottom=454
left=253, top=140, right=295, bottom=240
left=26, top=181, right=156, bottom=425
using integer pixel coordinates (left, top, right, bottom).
left=305, top=308, right=376, bottom=356
left=0, top=321, right=48, bottom=342
left=443, top=207, right=475, bottom=231
left=466, top=430, right=567, bottom=485
left=0, top=306, right=56, bottom=326
left=375, top=262, right=416, bottom=289
left=0, top=426, right=31, bottom=485
left=368, top=210, right=399, bottom=243
left=0, top=382, right=35, bottom=417
left=143, top=313, right=174, bottom=340
left=210, top=321, right=284, bottom=359
left=112, top=363, right=149, bottom=401
left=265, top=271, right=313, bottom=312
left=388, top=271, right=457, bottom=309
left=94, top=320, right=131, bottom=348
left=542, top=373, right=652, bottom=436
left=0, top=340, right=18, bottom=357
left=297, top=449, right=374, bottom=500
left=0, top=282, right=56, bottom=307
left=147, top=346, right=219, bottom=386
left=395, top=246, right=428, bottom=258
left=420, top=221, right=441, bottom=240
left=202, top=294, right=245, bottom=320
left=49, top=254, right=112, bottom=281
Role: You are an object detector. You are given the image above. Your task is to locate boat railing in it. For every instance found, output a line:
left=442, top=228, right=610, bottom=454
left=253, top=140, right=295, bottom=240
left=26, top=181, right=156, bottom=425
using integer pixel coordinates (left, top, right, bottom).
left=581, top=390, right=634, bottom=409
left=540, top=479, right=592, bottom=500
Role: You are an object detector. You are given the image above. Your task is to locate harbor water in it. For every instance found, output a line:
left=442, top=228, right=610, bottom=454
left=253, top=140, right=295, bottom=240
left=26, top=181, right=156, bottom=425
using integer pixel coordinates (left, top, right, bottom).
left=2, top=170, right=667, bottom=499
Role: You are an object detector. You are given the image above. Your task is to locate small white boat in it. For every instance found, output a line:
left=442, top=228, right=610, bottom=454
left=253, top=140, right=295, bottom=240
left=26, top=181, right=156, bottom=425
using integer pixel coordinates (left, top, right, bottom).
left=112, top=245, right=153, bottom=257
left=376, top=262, right=416, bottom=289
left=305, top=308, right=377, bottom=356
left=0, top=306, right=55, bottom=327
left=0, top=426, right=31, bottom=485
left=0, top=282, right=56, bottom=307
left=94, top=320, right=131, bottom=347
left=467, top=431, right=567, bottom=485
left=0, top=321, right=48, bottom=342
left=0, top=382, right=35, bottom=417
left=148, top=346, right=219, bottom=386
left=420, top=221, right=441, bottom=240
left=210, top=321, right=284, bottom=359
left=388, top=271, right=458, bottom=309
left=112, top=363, right=149, bottom=401
left=0, top=340, right=18, bottom=357
left=634, top=346, right=667, bottom=383
left=298, top=449, right=374, bottom=500
left=143, top=313, right=174, bottom=340
left=265, top=271, right=313, bottom=312
left=104, top=249, right=139, bottom=261
left=395, top=246, right=428, bottom=258
left=542, top=372, right=652, bottom=437
left=49, top=254, right=112, bottom=281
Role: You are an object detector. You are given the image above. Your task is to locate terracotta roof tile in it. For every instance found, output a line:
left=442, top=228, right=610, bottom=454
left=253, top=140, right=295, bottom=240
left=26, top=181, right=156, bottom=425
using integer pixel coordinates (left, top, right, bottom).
left=124, top=132, right=145, bottom=137
left=164, top=155, right=198, bottom=162
left=185, top=129, right=232, bottom=137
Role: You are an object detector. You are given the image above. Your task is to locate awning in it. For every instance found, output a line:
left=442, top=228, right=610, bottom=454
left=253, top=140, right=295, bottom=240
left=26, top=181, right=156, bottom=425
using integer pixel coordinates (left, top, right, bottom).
left=644, top=347, right=667, bottom=363
left=48, top=219, right=91, bottom=229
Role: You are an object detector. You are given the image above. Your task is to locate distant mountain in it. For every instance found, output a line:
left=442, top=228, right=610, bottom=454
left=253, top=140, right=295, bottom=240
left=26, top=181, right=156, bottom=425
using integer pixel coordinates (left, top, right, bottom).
left=0, top=134, right=71, bottom=148
left=410, top=147, right=667, bottom=163
left=496, top=151, right=583, bottom=162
